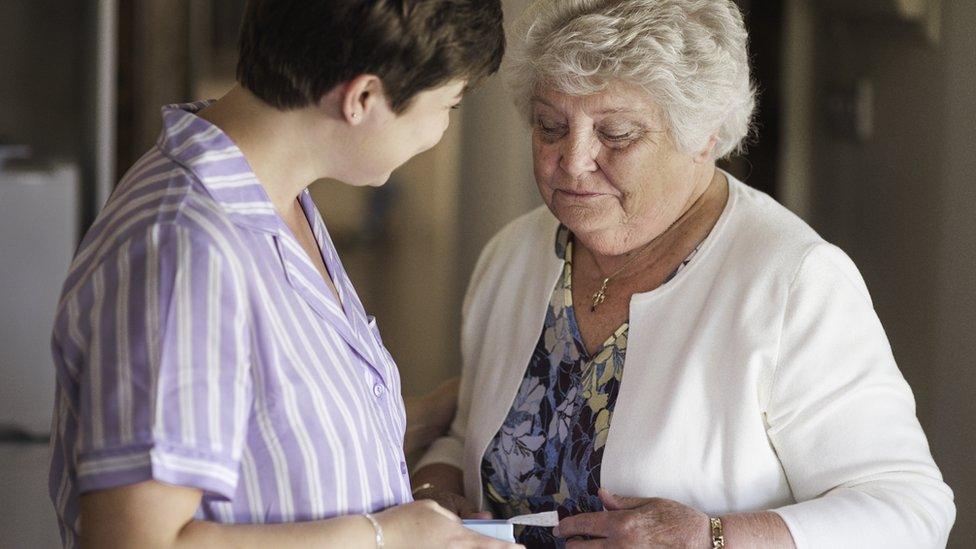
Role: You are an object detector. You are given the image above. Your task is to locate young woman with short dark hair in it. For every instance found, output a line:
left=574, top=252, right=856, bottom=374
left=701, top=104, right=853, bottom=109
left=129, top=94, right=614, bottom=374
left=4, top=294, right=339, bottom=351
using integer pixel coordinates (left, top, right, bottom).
left=48, top=1, right=514, bottom=547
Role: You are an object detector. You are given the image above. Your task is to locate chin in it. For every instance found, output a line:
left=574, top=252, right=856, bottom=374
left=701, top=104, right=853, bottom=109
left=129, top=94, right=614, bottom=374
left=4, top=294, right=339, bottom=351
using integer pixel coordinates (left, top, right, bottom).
left=548, top=204, right=635, bottom=256
left=548, top=198, right=612, bottom=232
left=358, top=172, right=392, bottom=187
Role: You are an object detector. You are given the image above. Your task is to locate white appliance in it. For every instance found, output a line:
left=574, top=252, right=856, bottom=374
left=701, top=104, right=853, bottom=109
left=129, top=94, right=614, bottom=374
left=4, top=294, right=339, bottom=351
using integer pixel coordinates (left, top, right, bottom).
left=0, top=162, right=79, bottom=434
left=0, top=162, right=78, bottom=549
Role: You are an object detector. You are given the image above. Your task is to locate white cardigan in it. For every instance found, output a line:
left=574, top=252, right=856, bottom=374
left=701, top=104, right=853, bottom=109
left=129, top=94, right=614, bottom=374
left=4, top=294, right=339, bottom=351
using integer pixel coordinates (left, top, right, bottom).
left=418, top=176, right=954, bottom=548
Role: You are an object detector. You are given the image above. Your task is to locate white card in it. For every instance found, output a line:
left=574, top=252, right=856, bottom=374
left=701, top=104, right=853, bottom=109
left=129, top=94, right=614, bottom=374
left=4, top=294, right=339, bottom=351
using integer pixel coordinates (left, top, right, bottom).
left=508, top=510, right=559, bottom=527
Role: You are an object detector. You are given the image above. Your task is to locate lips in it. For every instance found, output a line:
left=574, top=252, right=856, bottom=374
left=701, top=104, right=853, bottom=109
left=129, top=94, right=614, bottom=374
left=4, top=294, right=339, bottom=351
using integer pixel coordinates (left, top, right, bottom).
left=554, top=188, right=609, bottom=199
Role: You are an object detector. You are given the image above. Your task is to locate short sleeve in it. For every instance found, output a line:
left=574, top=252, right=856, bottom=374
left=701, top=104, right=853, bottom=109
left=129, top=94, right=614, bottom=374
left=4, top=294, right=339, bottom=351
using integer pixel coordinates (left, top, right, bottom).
left=766, top=244, right=954, bottom=548
left=70, top=222, right=253, bottom=500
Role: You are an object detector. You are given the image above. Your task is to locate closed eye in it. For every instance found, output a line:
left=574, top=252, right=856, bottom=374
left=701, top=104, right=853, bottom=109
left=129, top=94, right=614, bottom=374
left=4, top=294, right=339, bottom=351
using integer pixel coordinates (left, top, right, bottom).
left=600, top=126, right=653, bottom=146
left=534, top=118, right=567, bottom=139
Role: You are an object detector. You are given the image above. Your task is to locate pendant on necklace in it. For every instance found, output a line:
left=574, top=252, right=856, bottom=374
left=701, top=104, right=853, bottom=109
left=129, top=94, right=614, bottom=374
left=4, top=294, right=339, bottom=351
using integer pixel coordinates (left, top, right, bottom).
left=591, top=277, right=611, bottom=312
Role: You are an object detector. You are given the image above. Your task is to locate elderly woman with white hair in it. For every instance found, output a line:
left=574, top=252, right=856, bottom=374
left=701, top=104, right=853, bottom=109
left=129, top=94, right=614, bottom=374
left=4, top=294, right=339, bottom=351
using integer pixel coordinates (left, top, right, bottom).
left=413, top=0, right=955, bottom=547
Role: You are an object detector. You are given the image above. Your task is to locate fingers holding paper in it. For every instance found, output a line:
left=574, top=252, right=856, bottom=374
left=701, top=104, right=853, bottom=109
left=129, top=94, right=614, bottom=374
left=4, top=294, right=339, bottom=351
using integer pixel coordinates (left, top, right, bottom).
left=554, top=488, right=711, bottom=548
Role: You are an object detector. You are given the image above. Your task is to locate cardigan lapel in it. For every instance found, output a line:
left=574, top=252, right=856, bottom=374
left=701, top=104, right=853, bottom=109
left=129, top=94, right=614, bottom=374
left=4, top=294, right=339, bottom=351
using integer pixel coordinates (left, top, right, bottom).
left=462, top=211, right=565, bottom=509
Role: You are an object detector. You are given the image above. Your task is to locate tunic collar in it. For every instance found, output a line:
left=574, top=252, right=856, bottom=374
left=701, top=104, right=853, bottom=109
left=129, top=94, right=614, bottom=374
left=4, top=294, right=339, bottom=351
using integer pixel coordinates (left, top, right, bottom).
left=156, top=101, right=386, bottom=376
left=157, top=100, right=281, bottom=235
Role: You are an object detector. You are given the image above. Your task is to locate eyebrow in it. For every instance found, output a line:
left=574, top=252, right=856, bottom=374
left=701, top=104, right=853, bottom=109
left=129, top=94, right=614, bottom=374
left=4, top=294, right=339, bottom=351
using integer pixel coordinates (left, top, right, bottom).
left=530, top=96, right=646, bottom=116
left=593, top=107, right=643, bottom=115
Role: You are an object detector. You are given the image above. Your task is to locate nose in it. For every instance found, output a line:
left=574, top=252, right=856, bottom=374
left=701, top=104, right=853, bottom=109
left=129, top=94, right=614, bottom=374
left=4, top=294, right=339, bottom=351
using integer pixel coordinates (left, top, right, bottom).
left=558, top=129, right=599, bottom=179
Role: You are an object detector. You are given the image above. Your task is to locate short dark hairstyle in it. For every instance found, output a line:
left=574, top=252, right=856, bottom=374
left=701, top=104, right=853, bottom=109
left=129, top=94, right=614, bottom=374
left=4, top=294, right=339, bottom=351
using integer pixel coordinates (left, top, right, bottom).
left=237, top=0, right=505, bottom=113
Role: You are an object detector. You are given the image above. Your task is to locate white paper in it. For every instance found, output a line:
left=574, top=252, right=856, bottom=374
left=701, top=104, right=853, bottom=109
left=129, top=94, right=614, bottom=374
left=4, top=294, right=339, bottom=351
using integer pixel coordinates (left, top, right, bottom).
left=462, top=520, right=516, bottom=542
left=508, top=510, right=559, bottom=527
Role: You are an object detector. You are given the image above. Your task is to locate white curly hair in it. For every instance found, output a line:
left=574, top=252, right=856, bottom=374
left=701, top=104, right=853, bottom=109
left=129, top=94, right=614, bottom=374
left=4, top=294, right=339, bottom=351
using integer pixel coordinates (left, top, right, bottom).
left=509, top=0, right=756, bottom=159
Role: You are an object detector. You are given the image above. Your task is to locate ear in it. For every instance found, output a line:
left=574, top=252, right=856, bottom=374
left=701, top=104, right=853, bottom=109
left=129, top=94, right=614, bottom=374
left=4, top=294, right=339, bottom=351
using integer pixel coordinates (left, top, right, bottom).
left=693, top=134, right=719, bottom=164
left=339, top=74, right=387, bottom=126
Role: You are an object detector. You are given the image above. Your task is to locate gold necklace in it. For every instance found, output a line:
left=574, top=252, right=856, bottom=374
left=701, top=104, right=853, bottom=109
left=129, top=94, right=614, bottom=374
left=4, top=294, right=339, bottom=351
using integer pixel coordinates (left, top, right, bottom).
left=584, top=177, right=717, bottom=312
left=587, top=238, right=658, bottom=312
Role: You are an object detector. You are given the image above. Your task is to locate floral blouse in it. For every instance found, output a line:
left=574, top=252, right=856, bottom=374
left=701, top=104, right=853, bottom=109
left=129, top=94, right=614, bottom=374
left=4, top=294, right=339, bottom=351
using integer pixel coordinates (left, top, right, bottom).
left=480, top=226, right=696, bottom=548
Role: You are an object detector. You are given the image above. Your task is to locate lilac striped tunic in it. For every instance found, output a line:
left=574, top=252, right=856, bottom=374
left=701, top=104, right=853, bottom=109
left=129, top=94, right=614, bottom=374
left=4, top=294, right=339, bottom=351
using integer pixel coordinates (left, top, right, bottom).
left=49, top=101, right=411, bottom=547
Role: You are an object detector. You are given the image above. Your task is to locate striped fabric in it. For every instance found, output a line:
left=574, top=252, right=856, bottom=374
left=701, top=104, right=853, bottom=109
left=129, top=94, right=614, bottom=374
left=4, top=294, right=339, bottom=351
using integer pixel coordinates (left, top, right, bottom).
left=49, top=101, right=411, bottom=548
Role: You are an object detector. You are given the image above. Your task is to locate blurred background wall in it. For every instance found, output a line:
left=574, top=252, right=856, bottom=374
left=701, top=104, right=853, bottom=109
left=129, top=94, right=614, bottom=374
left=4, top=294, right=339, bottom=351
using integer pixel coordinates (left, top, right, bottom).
left=800, top=3, right=976, bottom=546
left=0, top=0, right=973, bottom=546
left=0, top=2, right=101, bottom=547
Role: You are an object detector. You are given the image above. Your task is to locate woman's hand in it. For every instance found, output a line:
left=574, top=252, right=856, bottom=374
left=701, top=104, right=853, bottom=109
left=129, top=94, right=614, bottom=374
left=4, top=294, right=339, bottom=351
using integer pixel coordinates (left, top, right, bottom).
left=404, top=377, right=461, bottom=455
left=376, top=499, right=519, bottom=548
left=411, top=463, right=489, bottom=519
left=413, top=485, right=491, bottom=519
left=553, top=488, right=710, bottom=548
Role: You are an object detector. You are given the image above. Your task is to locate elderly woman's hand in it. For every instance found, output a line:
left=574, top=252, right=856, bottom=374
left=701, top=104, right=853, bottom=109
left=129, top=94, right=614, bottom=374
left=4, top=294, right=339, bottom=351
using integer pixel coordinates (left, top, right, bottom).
left=413, top=485, right=491, bottom=520
left=553, top=488, right=710, bottom=548
left=403, top=378, right=461, bottom=455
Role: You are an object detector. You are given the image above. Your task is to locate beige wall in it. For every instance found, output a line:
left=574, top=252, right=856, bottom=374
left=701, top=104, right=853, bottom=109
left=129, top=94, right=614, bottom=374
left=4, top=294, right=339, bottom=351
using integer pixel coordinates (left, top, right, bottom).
left=933, top=0, right=976, bottom=542
left=456, top=0, right=540, bottom=282
left=119, top=0, right=191, bottom=168
left=778, top=0, right=815, bottom=220
left=783, top=0, right=976, bottom=543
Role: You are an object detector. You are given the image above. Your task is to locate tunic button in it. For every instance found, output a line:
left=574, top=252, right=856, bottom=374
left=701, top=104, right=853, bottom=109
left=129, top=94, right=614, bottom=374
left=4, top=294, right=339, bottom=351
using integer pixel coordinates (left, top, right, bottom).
left=373, top=384, right=385, bottom=397
left=400, top=461, right=408, bottom=475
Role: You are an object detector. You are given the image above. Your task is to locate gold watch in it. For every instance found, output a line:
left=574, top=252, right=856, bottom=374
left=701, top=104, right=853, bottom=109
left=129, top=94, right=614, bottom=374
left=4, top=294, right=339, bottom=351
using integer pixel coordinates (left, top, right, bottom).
left=709, top=517, right=725, bottom=548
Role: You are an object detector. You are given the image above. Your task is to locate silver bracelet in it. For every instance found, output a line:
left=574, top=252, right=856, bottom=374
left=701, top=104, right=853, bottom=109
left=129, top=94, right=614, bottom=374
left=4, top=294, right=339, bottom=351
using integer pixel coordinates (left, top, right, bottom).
left=364, top=513, right=384, bottom=548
